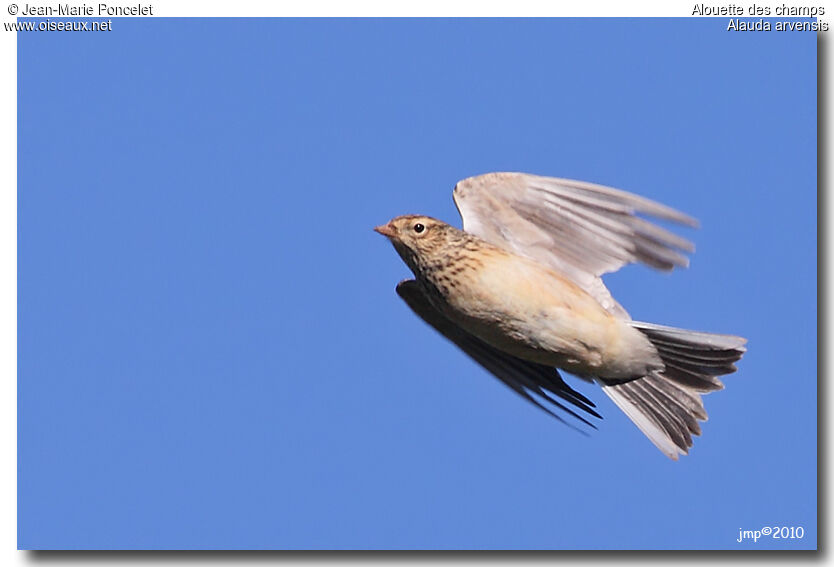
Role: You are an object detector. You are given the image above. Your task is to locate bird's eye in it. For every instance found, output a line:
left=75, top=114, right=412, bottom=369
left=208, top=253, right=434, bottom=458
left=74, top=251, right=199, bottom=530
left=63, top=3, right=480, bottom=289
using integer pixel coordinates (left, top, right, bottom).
left=413, top=223, right=425, bottom=233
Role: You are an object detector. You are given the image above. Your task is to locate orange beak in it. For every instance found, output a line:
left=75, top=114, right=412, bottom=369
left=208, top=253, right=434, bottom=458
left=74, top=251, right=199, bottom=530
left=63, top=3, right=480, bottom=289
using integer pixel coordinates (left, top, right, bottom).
left=374, top=223, right=397, bottom=238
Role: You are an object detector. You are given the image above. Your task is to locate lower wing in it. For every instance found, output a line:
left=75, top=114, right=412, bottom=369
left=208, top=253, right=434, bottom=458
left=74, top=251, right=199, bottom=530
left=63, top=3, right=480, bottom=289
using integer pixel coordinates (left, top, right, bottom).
left=396, top=279, right=601, bottom=431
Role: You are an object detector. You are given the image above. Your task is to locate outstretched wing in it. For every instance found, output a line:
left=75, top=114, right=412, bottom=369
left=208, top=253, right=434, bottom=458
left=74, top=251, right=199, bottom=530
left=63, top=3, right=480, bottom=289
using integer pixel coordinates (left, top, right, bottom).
left=396, top=279, right=600, bottom=430
left=453, top=172, right=698, bottom=317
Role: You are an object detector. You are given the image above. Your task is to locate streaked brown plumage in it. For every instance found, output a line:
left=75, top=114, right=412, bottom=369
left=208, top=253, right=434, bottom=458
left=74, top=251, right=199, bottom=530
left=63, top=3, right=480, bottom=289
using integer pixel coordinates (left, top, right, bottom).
left=375, top=172, right=746, bottom=460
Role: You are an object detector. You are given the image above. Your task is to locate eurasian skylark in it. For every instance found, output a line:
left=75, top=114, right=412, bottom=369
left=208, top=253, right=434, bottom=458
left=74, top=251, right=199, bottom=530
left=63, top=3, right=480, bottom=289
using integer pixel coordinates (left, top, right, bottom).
left=375, top=172, right=746, bottom=460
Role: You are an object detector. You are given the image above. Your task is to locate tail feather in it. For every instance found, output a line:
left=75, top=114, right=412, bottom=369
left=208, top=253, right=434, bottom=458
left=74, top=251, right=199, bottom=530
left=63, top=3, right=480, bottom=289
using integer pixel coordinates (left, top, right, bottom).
left=630, top=321, right=747, bottom=351
left=641, top=376, right=703, bottom=435
left=601, top=322, right=746, bottom=460
left=664, top=362, right=726, bottom=391
left=645, top=338, right=742, bottom=363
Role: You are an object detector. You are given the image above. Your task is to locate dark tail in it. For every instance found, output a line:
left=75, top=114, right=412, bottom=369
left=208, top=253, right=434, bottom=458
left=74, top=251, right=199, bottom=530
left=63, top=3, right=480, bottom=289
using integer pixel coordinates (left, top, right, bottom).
left=601, top=322, right=747, bottom=460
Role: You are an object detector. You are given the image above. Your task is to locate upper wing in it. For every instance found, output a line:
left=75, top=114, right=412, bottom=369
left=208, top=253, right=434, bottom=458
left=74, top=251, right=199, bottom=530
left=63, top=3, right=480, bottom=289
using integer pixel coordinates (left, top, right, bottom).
left=453, top=172, right=698, bottom=316
left=396, top=279, right=600, bottom=431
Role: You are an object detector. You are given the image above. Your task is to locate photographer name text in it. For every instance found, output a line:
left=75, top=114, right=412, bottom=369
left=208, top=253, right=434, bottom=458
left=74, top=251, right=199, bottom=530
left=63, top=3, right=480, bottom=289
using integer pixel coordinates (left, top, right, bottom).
left=19, top=3, right=152, bottom=16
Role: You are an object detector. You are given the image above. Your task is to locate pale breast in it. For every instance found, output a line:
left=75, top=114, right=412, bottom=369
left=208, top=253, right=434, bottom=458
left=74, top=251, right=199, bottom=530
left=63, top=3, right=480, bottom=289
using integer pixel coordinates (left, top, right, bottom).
left=437, top=250, right=656, bottom=378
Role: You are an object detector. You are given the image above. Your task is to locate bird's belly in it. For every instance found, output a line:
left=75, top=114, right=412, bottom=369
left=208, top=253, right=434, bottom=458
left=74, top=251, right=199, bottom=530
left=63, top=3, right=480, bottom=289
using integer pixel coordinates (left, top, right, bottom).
left=436, top=256, right=652, bottom=378
left=449, top=298, right=614, bottom=376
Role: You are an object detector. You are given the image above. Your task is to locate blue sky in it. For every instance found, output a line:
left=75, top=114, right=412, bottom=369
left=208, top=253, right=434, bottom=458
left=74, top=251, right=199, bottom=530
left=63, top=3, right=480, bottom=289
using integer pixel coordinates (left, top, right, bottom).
left=18, top=19, right=816, bottom=550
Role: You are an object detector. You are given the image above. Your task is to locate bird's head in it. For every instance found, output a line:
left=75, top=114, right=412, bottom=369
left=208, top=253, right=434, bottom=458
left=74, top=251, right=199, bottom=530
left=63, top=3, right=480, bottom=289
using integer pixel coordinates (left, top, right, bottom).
left=374, top=215, right=460, bottom=276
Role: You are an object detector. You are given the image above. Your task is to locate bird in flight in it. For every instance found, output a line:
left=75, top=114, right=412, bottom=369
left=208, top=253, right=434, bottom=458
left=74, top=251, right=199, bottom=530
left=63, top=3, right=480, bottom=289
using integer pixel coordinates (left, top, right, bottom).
left=375, top=172, right=746, bottom=460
